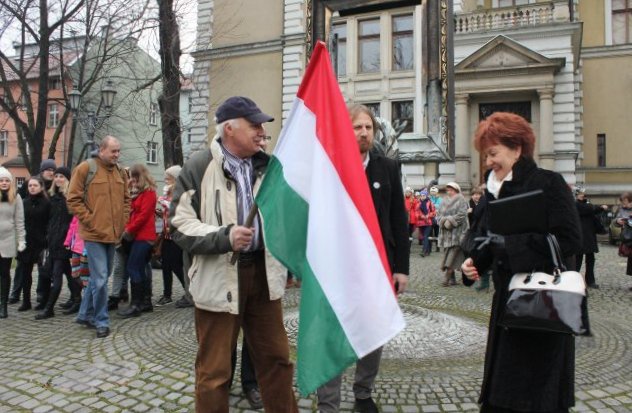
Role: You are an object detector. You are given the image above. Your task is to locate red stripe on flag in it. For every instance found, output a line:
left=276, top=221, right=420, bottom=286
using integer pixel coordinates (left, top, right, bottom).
left=297, top=41, right=393, bottom=285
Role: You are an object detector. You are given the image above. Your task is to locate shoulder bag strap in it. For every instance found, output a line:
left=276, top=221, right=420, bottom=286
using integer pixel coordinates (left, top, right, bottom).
left=546, top=233, right=566, bottom=273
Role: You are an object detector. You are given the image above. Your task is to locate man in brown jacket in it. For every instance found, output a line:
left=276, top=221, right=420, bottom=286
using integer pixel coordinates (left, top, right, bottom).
left=67, top=136, right=130, bottom=338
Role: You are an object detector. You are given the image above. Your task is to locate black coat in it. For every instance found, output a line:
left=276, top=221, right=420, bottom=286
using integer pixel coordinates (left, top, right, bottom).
left=472, top=158, right=582, bottom=412
left=47, top=192, right=73, bottom=260
left=18, top=193, right=51, bottom=264
left=576, top=199, right=601, bottom=254
left=365, top=150, right=410, bottom=275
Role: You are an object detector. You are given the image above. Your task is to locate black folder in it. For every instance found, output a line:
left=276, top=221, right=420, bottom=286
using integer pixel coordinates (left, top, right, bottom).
left=488, top=189, right=548, bottom=235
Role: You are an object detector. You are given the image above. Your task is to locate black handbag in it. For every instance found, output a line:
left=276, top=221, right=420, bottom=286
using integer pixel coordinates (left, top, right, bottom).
left=622, top=221, right=632, bottom=246
left=500, top=234, right=587, bottom=335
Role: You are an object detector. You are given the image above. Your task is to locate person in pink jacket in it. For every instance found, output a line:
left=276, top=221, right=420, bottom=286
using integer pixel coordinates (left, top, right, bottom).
left=64, top=216, right=89, bottom=282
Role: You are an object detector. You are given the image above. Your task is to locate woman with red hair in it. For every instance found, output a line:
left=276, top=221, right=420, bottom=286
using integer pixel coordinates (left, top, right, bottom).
left=462, top=112, right=582, bottom=412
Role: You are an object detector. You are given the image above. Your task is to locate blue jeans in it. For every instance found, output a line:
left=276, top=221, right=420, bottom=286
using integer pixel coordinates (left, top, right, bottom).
left=78, top=242, right=115, bottom=328
left=421, top=225, right=433, bottom=254
left=126, top=241, right=152, bottom=284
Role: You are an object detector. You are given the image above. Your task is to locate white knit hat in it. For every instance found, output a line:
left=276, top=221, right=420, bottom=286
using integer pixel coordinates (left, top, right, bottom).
left=164, top=165, right=182, bottom=179
left=0, top=167, right=13, bottom=181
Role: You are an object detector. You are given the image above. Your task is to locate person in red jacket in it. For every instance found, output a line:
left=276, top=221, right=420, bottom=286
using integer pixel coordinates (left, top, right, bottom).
left=119, top=164, right=157, bottom=318
left=404, top=187, right=418, bottom=237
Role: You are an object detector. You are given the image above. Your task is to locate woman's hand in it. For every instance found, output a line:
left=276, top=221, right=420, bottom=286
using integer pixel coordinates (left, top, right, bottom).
left=461, top=258, right=479, bottom=281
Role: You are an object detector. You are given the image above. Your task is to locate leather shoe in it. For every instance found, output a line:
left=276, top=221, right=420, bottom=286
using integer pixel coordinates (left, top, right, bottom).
left=244, top=387, right=263, bottom=410
left=8, top=297, right=19, bottom=304
left=354, top=397, right=378, bottom=413
left=96, top=327, right=110, bottom=338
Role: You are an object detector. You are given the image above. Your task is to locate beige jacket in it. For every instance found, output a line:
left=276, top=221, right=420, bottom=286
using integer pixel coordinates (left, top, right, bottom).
left=169, top=137, right=286, bottom=314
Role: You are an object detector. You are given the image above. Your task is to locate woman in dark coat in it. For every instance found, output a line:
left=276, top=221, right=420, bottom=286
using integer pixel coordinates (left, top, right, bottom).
left=462, top=112, right=582, bottom=413
left=574, top=187, right=607, bottom=289
left=35, top=167, right=78, bottom=319
left=15, top=176, right=51, bottom=311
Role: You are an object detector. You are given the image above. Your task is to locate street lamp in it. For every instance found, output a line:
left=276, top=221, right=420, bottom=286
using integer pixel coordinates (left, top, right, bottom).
left=69, top=79, right=117, bottom=158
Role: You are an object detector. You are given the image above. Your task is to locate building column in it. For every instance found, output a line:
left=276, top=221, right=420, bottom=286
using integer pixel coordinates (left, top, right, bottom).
left=454, top=93, right=471, bottom=192
left=538, top=88, right=555, bottom=171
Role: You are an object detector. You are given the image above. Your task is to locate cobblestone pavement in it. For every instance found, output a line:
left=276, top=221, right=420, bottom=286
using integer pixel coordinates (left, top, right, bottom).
left=1, top=243, right=631, bottom=412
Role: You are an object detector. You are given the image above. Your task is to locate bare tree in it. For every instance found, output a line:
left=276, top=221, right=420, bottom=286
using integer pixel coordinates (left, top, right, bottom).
left=0, top=0, right=156, bottom=172
left=0, top=0, right=84, bottom=173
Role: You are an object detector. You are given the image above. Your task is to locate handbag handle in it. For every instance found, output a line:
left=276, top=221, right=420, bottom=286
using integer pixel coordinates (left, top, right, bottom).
left=546, top=234, right=566, bottom=274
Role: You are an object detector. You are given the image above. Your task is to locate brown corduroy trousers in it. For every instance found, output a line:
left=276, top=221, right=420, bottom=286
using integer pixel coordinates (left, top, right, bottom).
left=194, top=255, right=297, bottom=413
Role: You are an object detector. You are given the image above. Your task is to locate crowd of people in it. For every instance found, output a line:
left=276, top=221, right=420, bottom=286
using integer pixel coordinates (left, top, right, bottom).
left=1, top=98, right=631, bottom=413
left=0, top=140, right=194, bottom=328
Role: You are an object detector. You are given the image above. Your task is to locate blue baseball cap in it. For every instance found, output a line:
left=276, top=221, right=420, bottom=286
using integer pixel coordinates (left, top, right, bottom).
left=215, top=96, right=274, bottom=124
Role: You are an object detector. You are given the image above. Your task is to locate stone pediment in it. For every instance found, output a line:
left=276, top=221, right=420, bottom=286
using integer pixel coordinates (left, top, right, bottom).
left=456, top=35, right=564, bottom=73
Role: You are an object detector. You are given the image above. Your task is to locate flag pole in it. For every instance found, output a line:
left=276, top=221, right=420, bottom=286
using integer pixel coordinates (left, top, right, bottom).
left=230, top=203, right=259, bottom=265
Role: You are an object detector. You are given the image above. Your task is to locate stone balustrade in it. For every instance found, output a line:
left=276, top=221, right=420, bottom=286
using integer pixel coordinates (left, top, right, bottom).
left=454, top=1, right=571, bottom=34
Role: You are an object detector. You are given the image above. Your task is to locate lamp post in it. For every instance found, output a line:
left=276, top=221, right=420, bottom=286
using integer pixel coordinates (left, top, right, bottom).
left=69, top=79, right=117, bottom=159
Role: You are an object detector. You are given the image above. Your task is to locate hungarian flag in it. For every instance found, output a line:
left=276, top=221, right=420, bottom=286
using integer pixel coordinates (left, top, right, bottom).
left=256, top=41, right=405, bottom=395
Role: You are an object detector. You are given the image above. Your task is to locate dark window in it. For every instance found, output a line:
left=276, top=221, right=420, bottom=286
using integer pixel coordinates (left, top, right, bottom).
left=331, top=23, right=347, bottom=76
left=358, top=18, right=380, bottom=73
left=147, top=141, right=158, bottom=164
left=364, top=102, right=381, bottom=118
left=0, top=130, right=8, bottom=156
left=49, top=78, right=62, bottom=90
left=392, top=100, right=414, bottom=133
left=392, top=14, right=414, bottom=71
left=597, top=133, right=606, bottom=167
left=479, top=101, right=531, bottom=123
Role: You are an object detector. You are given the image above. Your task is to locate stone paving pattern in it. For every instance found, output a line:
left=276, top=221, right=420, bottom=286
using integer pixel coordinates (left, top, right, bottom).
left=1, top=242, right=631, bottom=412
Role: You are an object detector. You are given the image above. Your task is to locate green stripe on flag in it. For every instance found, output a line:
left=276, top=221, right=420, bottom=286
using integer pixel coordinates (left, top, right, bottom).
left=257, top=156, right=358, bottom=395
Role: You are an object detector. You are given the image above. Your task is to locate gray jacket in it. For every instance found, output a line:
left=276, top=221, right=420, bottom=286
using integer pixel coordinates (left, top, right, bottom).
left=437, top=193, right=469, bottom=248
left=0, top=194, right=26, bottom=258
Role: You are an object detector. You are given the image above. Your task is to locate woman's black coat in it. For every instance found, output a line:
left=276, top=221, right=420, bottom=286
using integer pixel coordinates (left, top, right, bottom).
left=472, top=158, right=582, bottom=412
left=18, top=192, right=51, bottom=263
left=576, top=199, right=601, bottom=254
left=47, top=192, right=73, bottom=260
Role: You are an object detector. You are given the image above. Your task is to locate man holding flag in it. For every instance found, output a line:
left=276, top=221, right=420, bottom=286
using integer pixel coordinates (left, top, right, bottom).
left=169, top=96, right=297, bottom=413
left=256, top=42, right=409, bottom=412
left=315, top=104, right=410, bottom=413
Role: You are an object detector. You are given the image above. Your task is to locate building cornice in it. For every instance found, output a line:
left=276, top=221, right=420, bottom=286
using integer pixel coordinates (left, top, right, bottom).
left=455, top=22, right=582, bottom=46
left=581, top=44, right=632, bottom=59
left=192, top=39, right=284, bottom=60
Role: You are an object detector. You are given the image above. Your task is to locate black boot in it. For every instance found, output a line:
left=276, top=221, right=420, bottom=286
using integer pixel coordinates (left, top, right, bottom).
left=34, top=306, right=54, bottom=319
left=107, top=296, right=119, bottom=311
left=118, top=283, right=142, bottom=318
left=35, top=287, right=60, bottom=320
left=59, top=297, right=74, bottom=310
left=140, top=278, right=153, bottom=312
left=18, top=276, right=32, bottom=311
left=34, top=290, right=48, bottom=310
left=0, top=274, right=9, bottom=318
left=119, top=288, right=129, bottom=303
left=17, top=299, right=31, bottom=311
left=62, top=296, right=82, bottom=315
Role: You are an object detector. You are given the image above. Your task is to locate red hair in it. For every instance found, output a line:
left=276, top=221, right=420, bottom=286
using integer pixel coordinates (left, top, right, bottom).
left=473, top=112, right=535, bottom=159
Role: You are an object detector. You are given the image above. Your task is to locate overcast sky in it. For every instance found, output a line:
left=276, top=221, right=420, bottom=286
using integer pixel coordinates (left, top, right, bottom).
left=0, top=0, right=197, bottom=74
